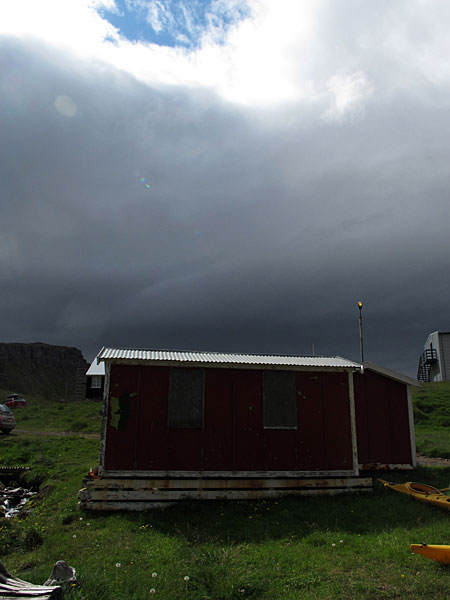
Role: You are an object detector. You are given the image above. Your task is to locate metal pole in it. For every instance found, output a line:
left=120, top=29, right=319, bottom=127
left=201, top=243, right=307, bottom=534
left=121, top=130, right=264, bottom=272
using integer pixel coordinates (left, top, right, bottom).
left=358, top=301, right=364, bottom=364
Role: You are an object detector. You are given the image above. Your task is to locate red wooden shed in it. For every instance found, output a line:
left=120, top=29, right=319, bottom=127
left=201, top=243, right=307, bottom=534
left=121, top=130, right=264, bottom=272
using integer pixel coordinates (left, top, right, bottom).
left=354, top=362, right=418, bottom=471
left=79, top=348, right=418, bottom=510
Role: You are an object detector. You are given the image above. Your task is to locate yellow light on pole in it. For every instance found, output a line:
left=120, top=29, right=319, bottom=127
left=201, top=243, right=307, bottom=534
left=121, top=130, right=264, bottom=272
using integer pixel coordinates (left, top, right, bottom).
left=357, top=301, right=364, bottom=364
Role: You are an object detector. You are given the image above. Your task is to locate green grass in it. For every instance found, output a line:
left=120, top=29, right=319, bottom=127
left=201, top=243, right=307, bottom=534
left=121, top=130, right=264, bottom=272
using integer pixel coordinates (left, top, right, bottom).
left=1, top=387, right=450, bottom=598
left=0, top=385, right=102, bottom=435
left=413, top=382, right=450, bottom=458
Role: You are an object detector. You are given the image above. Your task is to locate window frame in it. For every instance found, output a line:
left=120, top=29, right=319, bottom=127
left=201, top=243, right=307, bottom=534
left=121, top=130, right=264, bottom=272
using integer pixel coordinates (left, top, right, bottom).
left=91, top=375, right=103, bottom=389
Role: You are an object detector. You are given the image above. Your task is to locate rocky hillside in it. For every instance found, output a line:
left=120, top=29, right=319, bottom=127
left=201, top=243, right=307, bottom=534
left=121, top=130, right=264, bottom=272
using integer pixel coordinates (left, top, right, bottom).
left=0, top=342, right=88, bottom=401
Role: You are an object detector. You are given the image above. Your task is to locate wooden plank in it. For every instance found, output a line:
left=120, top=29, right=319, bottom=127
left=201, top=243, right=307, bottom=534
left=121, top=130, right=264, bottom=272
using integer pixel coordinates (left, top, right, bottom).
left=233, top=370, right=264, bottom=470
left=366, top=371, right=392, bottom=463
left=100, top=468, right=358, bottom=478
left=136, top=366, right=169, bottom=470
left=78, top=477, right=372, bottom=505
left=323, top=372, right=353, bottom=470
left=81, top=477, right=372, bottom=491
left=79, top=485, right=372, bottom=508
left=264, top=429, right=298, bottom=471
left=0, top=575, right=62, bottom=599
left=388, top=380, right=412, bottom=464
left=203, top=369, right=234, bottom=470
left=103, top=364, right=141, bottom=471
left=407, top=386, right=417, bottom=468
left=296, top=373, right=326, bottom=469
left=353, top=371, right=370, bottom=464
left=348, top=370, right=359, bottom=475
left=80, top=486, right=372, bottom=501
left=359, top=463, right=413, bottom=471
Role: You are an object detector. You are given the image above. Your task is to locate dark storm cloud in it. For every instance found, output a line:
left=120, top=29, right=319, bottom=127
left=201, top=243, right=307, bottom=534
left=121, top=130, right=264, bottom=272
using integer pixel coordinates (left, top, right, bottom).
left=1, top=36, right=449, bottom=375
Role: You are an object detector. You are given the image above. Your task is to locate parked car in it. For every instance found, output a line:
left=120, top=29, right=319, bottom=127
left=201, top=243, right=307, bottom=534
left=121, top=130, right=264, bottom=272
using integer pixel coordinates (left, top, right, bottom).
left=4, top=394, right=26, bottom=408
left=0, top=403, right=16, bottom=434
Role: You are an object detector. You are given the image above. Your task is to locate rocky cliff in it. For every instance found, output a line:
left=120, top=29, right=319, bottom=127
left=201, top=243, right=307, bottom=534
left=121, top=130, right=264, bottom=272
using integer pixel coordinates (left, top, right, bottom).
left=0, top=342, right=88, bottom=401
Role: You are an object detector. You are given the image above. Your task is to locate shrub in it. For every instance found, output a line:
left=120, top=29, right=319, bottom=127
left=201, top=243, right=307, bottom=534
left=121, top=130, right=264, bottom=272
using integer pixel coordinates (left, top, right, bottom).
left=70, top=421, right=88, bottom=432
left=23, top=527, right=43, bottom=550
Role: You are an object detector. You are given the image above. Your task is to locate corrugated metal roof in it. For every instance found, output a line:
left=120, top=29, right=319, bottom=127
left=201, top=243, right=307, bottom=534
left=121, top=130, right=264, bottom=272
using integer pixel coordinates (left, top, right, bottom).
left=97, top=347, right=360, bottom=370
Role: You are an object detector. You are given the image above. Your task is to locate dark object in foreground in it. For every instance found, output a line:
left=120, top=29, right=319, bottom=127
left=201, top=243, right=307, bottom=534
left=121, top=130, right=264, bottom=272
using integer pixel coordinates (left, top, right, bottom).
left=0, top=560, right=63, bottom=599
left=0, top=485, right=37, bottom=518
left=44, top=561, right=76, bottom=589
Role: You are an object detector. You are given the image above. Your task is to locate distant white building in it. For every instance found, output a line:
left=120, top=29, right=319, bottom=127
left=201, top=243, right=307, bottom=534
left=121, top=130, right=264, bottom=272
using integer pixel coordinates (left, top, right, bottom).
left=85, top=356, right=106, bottom=399
left=417, top=331, right=450, bottom=382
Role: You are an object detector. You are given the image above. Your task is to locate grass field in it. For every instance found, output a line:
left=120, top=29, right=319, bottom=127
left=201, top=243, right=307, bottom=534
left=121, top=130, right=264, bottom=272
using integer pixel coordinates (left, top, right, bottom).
left=0, top=383, right=450, bottom=599
left=413, top=381, right=450, bottom=458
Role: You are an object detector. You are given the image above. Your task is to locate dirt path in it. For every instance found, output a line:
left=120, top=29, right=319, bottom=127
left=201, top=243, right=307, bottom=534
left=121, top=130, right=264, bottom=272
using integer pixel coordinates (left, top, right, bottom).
left=14, top=429, right=100, bottom=439
left=416, top=454, right=450, bottom=467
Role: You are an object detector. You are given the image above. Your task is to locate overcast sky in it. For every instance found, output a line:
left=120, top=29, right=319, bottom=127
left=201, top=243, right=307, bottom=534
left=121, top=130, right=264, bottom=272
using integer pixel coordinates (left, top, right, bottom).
left=1, top=0, right=450, bottom=375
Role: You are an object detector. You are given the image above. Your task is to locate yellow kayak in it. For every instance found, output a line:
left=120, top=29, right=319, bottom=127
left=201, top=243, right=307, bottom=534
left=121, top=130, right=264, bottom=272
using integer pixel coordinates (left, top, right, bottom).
left=411, top=544, right=450, bottom=564
left=378, top=479, right=450, bottom=511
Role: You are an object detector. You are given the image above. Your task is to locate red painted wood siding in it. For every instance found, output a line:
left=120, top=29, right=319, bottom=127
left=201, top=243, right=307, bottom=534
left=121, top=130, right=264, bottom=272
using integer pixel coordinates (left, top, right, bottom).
left=354, top=370, right=412, bottom=466
left=103, top=365, right=354, bottom=472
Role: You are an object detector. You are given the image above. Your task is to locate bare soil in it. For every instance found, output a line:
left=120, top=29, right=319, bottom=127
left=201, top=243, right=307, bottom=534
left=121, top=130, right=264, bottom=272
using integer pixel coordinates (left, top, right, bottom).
left=14, top=429, right=100, bottom=439
left=416, top=454, right=450, bottom=467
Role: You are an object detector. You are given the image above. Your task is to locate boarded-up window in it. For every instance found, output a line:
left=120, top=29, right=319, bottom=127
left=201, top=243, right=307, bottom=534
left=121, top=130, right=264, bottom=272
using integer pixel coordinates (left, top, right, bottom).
left=168, top=368, right=204, bottom=428
left=263, top=370, right=297, bottom=429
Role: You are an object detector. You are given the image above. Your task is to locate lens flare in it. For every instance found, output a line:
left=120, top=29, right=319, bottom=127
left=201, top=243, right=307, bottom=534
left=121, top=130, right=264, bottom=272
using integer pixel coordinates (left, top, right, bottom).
left=54, top=95, right=77, bottom=117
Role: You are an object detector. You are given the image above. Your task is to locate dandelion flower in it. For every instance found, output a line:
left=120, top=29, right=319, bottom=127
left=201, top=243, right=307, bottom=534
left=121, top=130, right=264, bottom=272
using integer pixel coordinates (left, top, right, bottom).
left=152, top=573, right=157, bottom=578
left=72, top=535, right=76, bottom=539
left=184, top=576, right=190, bottom=581
left=150, top=588, right=156, bottom=594
left=401, top=574, right=405, bottom=579
left=340, top=540, right=343, bottom=544
left=79, top=517, right=83, bottom=521
left=116, top=563, right=121, bottom=568
left=332, top=543, right=336, bottom=547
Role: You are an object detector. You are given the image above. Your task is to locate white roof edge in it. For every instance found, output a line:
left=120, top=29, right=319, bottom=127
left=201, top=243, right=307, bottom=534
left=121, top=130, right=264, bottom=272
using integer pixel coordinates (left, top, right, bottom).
left=96, top=347, right=362, bottom=370
left=86, top=361, right=105, bottom=376
left=335, top=355, right=361, bottom=368
left=363, top=361, right=421, bottom=387
left=86, top=347, right=107, bottom=376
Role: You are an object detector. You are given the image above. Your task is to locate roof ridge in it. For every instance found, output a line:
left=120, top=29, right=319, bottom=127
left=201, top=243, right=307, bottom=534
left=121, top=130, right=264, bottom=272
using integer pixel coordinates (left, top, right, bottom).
left=100, top=346, right=339, bottom=359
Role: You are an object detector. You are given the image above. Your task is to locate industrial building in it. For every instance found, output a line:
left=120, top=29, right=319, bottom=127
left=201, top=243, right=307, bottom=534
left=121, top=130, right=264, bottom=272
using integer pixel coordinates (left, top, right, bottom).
left=417, top=331, right=450, bottom=382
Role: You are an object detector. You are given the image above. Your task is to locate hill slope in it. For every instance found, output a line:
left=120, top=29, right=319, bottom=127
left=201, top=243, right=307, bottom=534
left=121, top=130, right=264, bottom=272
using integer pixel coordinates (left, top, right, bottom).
left=0, top=342, right=88, bottom=401
left=413, top=381, right=450, bottom=458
